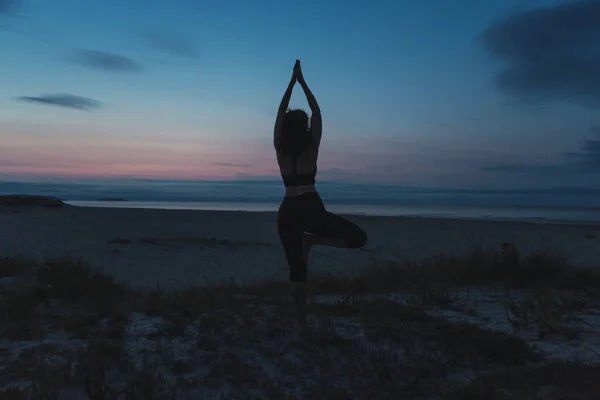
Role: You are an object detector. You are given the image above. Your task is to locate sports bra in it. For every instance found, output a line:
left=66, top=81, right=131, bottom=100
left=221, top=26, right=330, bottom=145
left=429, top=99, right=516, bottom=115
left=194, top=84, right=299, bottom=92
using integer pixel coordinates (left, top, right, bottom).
left=281, top=156, right=317, bottom=187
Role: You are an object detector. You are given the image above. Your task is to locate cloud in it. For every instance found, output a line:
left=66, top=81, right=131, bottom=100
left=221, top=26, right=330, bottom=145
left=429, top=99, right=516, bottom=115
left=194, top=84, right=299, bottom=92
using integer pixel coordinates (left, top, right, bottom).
left=482, top=126, right=600, bottom=175
left=0, top=0, right=19, bottom=15
left=16, top=94, right=102, bottom=110
left=74, top=49, right=142, bottom=72
left=481, top=0, right=600, bottom=108
left=214, top=162, right=253, bottom=168
left=141, top=30, right=198, bottom=58
left=481, top=163, right=573, bottom=177
left=0, top=159, right=30, bottom=168
left=563, top=127, right=600, bottom=168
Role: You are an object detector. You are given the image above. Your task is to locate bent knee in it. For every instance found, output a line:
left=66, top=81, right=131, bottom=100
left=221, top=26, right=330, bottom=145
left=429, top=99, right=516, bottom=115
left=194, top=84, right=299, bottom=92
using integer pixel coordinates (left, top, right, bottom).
left=348, top=228, right=367, bottom=248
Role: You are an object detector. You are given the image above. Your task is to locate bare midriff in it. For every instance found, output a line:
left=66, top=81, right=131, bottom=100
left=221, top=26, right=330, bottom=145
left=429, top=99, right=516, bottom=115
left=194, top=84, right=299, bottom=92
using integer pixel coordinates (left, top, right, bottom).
left=284, top=184, right=317, bottom=198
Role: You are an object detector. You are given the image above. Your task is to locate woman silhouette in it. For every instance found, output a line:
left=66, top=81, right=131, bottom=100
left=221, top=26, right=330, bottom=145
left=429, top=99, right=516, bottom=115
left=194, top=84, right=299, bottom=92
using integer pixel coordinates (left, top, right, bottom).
left=274, top=60, right=368, bottom=323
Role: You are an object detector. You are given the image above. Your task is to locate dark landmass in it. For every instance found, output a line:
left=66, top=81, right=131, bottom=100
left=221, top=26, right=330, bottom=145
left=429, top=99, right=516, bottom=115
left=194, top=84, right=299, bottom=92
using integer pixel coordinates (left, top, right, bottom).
left=0, top=195, right=65, bottom=209
left=96, top=198, right=128, bottom=202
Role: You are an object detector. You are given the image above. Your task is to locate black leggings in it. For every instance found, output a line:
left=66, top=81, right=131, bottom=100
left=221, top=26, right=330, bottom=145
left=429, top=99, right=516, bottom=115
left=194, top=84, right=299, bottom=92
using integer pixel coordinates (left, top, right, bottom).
left=277, top=192, right=367, bottom=282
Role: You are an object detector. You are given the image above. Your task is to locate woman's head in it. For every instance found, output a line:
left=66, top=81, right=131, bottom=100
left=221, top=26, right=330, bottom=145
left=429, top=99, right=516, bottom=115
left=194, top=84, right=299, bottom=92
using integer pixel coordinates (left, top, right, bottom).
left=278, top=109, right=312, bottom=157
left=284, top=109, right=309, bottom=132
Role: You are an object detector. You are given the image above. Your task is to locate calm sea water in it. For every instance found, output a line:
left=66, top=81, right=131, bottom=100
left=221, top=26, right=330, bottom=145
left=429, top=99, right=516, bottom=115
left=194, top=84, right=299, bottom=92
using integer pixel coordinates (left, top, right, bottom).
left=3, top=180, right=600, bottom=223
left=64, top=200, right=600, bottom=223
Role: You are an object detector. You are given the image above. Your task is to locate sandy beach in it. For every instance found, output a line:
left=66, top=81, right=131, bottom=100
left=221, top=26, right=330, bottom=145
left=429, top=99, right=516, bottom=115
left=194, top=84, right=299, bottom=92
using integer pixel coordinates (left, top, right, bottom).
left=2, top=202, right=600, bottom=398
left=1, top=204, right=599, bottom=290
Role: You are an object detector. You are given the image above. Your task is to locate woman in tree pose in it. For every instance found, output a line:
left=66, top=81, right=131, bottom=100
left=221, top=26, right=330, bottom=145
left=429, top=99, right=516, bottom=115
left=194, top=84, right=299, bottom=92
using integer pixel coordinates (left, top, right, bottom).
left=274, top=60, right=368, bottom=325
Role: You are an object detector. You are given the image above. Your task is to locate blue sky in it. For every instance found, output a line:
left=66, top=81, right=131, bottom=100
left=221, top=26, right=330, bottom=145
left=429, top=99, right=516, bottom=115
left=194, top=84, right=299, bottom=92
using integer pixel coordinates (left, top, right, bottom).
left=1, top=0, right=599, bottom=189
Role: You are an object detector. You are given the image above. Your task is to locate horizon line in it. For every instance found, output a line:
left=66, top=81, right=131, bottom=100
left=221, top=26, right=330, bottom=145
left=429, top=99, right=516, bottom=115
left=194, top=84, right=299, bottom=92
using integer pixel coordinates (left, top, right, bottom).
left=2, top=178, right=600, bottom=195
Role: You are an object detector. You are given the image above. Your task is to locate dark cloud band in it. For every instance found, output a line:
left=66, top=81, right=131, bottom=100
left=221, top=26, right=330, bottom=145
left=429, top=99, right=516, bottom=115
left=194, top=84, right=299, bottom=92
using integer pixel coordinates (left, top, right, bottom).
left=482, top=126, right=600, bottom=175
left=16, top=94, right=102, bottom=111
left=0, top=0, right=20, bottom=15
left=74, top=49, right=142, bottom=72
left=214, top=162, right=253, bottom=168
left=481, top=0, right=600, bottom=108
left=141, top=30, right=198, bottom=58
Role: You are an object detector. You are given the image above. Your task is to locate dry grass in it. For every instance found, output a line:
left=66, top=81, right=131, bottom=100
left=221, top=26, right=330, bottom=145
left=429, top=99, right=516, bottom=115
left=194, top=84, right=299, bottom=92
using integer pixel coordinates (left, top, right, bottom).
left=0, top=257, right=129, bottom=341
left=37, top=258, right=129, bottom=315
left=0, top=247, right=599, bottom=399
left=315, top=245, right=600, bottom=296
left=108, top=237, right=132, bottom=245
left=0, top=257, right=23, bottom=278
left=0, top=286, right=42, bottom=340
left=314, top=297, right=540, bottom=368
left=504, top=287, right=596, bottom=339
left=446, top=361, right=600, bottom=399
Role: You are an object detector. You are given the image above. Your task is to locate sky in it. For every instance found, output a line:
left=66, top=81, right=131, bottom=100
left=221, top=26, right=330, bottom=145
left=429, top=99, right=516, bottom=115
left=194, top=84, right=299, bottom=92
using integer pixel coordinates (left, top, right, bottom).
left=1, top=0, right=599, bottom=189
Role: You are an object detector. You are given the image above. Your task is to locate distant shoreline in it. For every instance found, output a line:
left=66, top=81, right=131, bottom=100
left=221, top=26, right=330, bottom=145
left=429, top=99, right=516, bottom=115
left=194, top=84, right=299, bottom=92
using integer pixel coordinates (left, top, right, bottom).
left=66, top=199, right=600, bottom=212
left=96, top=197, right=128, bottom=202
left=1, top=194, right=599, bottom=225
left=63, top=199, right=600, bottom=226
left=0, top=194, right=65, bottom=208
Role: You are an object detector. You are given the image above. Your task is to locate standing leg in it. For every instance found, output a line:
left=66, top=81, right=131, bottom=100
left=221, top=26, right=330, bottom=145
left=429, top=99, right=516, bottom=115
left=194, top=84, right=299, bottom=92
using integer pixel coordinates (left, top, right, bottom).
left=277, top=207, right=309, bottom=329
left=302, top=232, right=315, bottom=264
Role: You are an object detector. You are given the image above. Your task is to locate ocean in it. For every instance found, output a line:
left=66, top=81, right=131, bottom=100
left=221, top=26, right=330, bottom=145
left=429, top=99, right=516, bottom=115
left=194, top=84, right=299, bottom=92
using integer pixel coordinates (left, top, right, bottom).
left=2, top=180, right=600, bottom=224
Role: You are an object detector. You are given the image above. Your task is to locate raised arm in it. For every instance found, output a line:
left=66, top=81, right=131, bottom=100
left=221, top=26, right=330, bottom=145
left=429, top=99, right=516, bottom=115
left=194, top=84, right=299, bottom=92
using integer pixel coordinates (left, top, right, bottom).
left=297, top=64, right=322, bottom=145
left=273, top=66, right=297, bottom=149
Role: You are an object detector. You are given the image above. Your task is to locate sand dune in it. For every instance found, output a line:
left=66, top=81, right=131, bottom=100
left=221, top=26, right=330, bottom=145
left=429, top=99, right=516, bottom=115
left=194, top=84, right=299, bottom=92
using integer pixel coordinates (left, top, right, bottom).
left=1, top=205, right=599, bottom=290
